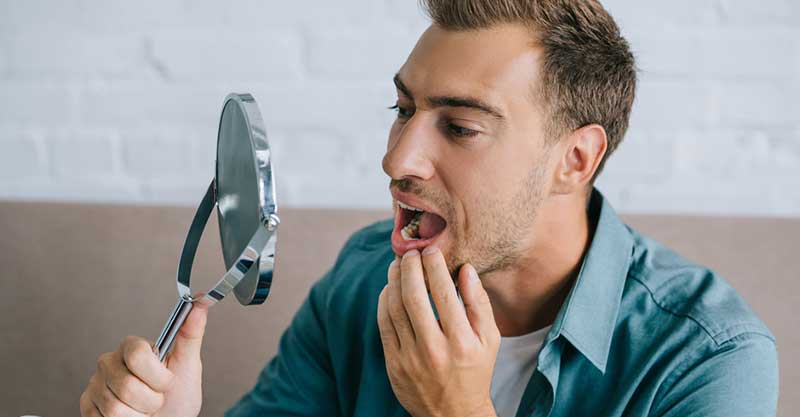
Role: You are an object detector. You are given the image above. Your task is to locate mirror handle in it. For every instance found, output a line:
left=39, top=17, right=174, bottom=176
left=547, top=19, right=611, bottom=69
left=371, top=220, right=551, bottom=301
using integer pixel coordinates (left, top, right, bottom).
left=153, top=295, right=194, bottom=362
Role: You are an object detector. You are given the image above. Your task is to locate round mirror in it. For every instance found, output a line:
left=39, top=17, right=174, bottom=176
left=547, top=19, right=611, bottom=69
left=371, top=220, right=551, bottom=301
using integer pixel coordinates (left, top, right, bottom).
left=154, top=93, right=279, bottom=361
left=215, top=94, right=278, bottom=305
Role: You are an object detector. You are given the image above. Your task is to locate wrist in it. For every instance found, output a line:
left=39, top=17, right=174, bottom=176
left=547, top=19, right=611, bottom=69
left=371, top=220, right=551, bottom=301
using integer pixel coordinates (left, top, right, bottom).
left=465, top=401, right=498, bottom=417
left=416, top=403, right=497, bottom=417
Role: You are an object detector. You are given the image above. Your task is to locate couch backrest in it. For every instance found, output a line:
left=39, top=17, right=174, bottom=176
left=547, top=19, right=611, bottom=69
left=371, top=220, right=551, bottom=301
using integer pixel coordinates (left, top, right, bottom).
left=0, top=201, right=796, bottom=417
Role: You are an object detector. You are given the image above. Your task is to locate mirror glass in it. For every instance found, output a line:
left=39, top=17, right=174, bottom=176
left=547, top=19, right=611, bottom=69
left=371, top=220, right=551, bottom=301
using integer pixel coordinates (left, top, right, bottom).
left=215, top=94, right=278, bottom=306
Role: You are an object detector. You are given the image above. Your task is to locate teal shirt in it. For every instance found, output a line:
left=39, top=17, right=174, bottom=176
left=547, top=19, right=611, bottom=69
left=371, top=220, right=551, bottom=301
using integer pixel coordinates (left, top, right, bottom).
left=224, top=190, right=779, bottom=417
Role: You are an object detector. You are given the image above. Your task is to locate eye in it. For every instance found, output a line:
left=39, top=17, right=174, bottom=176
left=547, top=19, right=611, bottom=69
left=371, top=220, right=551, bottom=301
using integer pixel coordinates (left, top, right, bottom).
left=388, top=104, right=415, bottom=119
left=446, top=123, right=479, bottom=138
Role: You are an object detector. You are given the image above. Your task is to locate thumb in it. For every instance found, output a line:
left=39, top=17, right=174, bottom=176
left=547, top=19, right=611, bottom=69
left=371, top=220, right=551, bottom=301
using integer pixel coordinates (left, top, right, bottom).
left=458, top=264, right=498, bottom=343
left=168, top=302, right=209, bottom=364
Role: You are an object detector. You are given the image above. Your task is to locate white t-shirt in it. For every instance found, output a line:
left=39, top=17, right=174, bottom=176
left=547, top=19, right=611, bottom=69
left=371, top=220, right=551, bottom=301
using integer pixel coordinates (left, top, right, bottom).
left=490, top=325, right=552, bottom=417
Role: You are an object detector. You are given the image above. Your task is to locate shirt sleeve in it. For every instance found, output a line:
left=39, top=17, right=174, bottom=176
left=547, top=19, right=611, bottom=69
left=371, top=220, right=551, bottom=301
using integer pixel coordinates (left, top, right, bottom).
left=223, top=268, right=340, bottom=417
left=650, top=334, right=779, bottom=417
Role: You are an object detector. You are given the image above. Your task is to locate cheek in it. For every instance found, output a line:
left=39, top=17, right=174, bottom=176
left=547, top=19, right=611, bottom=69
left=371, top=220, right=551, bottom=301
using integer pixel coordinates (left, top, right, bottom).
left=461, top=179, right=510, bottom=235
left=440, top=158, right=491, bottom=228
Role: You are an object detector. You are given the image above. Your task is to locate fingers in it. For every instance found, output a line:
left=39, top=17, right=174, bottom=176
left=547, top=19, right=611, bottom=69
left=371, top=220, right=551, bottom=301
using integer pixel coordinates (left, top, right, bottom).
left=121, top=336, right=174, bottom=392
left=421, top=247, right=472, bottom=338
left=79, top=388, right=102, bottom=417
left=386, top=257, right=415, bottom=348
left=377, top=282, right=400, bottom=357
left=84, top=372, right=147, bottom=417
left=95, top=345, right=166, bottom=414
left=80, top=335, right=177, bottom=417
left=400, top=249, right=442, bottom=344
left=105, top=355, right=166, bottom=413
left=170, top=302, right=208, bottom=361
left=457, top=264, right=500, bottom=344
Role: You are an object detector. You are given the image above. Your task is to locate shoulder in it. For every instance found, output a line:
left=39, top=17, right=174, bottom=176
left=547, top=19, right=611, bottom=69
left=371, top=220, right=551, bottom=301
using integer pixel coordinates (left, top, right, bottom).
left=617, top=227, right=778, bottom=411
left=330, top=217, right=395, bottom=284
left=334, top=218, right=395, bottom=271
left=346, top=217, right=395, bottom=248
left=313, top=218, right=395, bottom=315
left=623, top=226, right=775, bottom=348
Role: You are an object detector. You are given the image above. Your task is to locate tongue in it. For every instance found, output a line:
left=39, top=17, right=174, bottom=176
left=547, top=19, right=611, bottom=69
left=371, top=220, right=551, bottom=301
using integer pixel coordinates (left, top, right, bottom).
left=418, top=212, right=446, bottom=240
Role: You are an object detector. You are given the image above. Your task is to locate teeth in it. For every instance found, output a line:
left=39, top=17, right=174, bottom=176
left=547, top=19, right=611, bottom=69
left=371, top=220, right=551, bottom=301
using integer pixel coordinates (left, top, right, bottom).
left=400, top=227, right=419, bottom=241
left=398, top=201, right=424, bottom=212
left=398, top=202, right=425, bottom=241
left=401, top=214, right=421, bottom=241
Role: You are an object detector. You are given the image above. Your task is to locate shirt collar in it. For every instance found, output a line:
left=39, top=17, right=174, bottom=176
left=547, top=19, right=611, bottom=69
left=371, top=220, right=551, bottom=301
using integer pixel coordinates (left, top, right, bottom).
left=546, top=188, right=633, bottom=373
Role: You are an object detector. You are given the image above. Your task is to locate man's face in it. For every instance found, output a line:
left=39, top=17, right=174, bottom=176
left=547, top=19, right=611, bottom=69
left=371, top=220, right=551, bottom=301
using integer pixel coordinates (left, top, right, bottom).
left=383, top=23, right=557, bottom=278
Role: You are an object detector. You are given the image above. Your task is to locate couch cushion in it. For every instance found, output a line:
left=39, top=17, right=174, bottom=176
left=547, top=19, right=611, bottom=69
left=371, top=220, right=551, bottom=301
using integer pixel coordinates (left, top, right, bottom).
left=0, top=201, right=795, bottom=416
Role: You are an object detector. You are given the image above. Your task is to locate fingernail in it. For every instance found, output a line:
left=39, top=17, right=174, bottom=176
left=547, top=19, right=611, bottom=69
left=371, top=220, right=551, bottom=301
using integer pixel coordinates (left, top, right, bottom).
left=389, top=259, right=398, bottom=269
left=422, top=245, right=438, bottom=256
left=468, top=264, right=479, bottom=282
left=403, top=249, right=420, bottom=259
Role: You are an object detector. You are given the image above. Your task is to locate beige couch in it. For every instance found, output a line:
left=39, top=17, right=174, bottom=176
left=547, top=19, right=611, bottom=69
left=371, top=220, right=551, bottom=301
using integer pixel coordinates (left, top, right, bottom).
left=0, top=201, right=796, bottom=417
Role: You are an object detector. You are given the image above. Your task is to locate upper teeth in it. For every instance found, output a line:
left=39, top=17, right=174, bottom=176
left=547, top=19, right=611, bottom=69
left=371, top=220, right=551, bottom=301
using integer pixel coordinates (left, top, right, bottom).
left=398, top=201, right=424, bottom=212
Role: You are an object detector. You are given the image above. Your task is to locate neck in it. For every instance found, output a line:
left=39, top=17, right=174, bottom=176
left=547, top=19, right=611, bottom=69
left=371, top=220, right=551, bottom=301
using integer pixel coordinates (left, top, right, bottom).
left=482, top=192, right=594, bottom=337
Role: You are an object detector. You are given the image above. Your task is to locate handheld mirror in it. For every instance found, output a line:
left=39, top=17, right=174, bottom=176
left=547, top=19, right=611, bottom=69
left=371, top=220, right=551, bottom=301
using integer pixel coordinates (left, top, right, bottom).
left=154, top=93, right=280, bottom=361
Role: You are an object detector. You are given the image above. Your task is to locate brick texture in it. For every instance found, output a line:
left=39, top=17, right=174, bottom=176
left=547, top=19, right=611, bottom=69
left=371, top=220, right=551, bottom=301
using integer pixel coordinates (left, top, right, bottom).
left=0, top=0, right=798, bottom=215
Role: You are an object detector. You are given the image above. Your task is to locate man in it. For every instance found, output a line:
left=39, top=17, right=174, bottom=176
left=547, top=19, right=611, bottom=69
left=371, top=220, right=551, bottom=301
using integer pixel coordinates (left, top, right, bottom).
left=80, top=1, right=779, bottom=416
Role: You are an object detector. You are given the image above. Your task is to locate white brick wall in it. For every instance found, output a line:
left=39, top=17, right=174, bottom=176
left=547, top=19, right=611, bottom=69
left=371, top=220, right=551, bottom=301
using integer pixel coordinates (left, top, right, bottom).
left=0, top=0, right=798, bottom=215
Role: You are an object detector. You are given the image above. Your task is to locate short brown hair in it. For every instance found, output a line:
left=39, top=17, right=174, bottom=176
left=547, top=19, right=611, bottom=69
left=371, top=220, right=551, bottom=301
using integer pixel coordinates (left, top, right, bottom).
left=420, top=0, right=637, bottom=181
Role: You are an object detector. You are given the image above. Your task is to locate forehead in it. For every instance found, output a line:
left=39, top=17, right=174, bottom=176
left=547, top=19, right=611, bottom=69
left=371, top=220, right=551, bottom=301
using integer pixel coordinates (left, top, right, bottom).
left=397, top=23, right=544, bottom=114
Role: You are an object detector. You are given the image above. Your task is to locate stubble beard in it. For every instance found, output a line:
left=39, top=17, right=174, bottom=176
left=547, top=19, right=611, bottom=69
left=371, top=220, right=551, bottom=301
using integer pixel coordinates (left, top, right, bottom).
left=449, top=163, right=548, bottom=281
left=390, top=162, right=547, bottom=282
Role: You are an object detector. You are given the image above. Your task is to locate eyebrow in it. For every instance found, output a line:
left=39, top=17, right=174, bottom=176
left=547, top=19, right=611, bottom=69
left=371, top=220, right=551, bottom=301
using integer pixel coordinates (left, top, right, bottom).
left=393, top=74, right=506, bottom=122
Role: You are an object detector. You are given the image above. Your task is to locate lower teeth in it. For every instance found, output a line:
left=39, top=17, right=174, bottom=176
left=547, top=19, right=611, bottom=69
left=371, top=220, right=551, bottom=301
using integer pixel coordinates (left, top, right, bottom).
left=401, top=213, right=422, bottom=241
left=401, top=228, right=418, bottom=241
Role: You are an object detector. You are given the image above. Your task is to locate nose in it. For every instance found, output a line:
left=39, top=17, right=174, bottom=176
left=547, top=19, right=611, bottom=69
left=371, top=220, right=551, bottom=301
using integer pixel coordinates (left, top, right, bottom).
left=382, top=116, right=436, bottom=182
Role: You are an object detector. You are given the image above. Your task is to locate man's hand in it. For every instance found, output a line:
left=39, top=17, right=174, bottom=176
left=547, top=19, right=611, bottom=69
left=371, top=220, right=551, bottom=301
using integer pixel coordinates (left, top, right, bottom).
left=79, top=303, right=209, bottom=417
left=377, top=247, right=501, bottom=417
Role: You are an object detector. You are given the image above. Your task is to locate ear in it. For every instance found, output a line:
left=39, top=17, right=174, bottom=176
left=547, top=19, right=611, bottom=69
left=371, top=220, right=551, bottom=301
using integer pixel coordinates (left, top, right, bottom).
left=551, top=124, right=607, bottom=195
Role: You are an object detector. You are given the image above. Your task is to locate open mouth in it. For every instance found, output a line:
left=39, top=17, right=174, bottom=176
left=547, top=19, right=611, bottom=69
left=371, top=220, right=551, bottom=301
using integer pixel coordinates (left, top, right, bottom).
left=391, top=198, right=448, bottom=255
left=398, top=201, right=447, bottom=240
